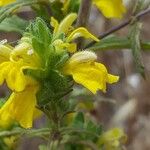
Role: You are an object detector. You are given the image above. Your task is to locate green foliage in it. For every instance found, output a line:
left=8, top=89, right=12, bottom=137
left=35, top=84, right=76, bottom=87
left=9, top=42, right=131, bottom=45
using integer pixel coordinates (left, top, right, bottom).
left=50, top=0, right=80, bottom=21
left=32, top=2, right=52, bottom=23
left=36, top=71, right=71, bottom=106
left=85, top=120, right=102, bottom=142
left=0, top=0, right=38, bottom=23
left=72, top=112, right=84, bottom=129
left=0, top=15, right=28, bottom=34
left=129, top=22, right=145, bottom=78
left=28, top=17, right=52, bottom=65
left=24, top=17, right=72, bottom=109
left=89, top=35, right=130, bottom=51
left=63, top=0, right=81, bottom=15
left=1, top=1, right=148, bottom=149
left=50, top=1, right=64, bottom=21
left=89, top=35, right=150, bottom=51
left=62, top=112, right=103, bottom=149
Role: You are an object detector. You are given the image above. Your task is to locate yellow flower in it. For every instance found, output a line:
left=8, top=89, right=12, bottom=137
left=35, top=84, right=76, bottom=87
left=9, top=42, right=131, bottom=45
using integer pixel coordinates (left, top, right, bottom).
left=92, top=0, right=126, bottom=18
left=98, top=128, right=127, bottom=150
left=0, top=85, right=40, bottom=128
left=0, top=0, right=16, bottom=6
left=63, top=51, right=119, bottom=93
left=0, top=41, right=41, bottom=128
left=50, top=13, right=99, bottom=53
left=0, top=14, right=99, bottom=128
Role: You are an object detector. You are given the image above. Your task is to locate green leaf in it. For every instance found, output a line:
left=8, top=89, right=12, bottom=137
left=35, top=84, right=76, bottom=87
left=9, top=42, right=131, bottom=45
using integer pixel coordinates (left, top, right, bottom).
left=50, top=1, right=64, bottom=21
left=32, top=4, right=51, bottom=23
left=0, top=1, right=39, bottom=23
left=129, top=22, right=145, bottom=78
left=89, top=35, right=130, bottom=51
left=88, top=35, right=150, bottom=51
left=28, top=17, right=52, bottom=65
left=85, top=120, right=102, bottom=141
left=65, top=0, right=80, bottom=15
left=72, top=112, right=84, bottom=129
left=36, top=80, right=56, bottom=106
left=36, top=17, right=52, bottom=46
left=46, top=51, right=69, bottom=70
left=0, top=15, right=28, bottom=34
left=36, top=70, right=70, bottom=106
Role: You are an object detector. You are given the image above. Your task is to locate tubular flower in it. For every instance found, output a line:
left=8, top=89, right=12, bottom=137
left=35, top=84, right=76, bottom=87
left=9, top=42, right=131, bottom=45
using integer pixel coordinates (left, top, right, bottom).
left=50, top=13, right=99, bottom=53
left=92, top=0, right=126, bottom=18
left=0, top=0, right=16, bottom=6
left=0, top=41, right=42, bottom=128
left=63, top=51, right=119, bottom=93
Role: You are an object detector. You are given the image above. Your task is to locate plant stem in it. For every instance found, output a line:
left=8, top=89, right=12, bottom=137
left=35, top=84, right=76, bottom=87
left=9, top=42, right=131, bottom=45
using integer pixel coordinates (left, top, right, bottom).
left=85, top=8, right=150, bottom=49
left=76, top=0, right=92, bottom=27
left=76, top=0, right=92, bottom=49
left=0, top=128, right=50, bottom=138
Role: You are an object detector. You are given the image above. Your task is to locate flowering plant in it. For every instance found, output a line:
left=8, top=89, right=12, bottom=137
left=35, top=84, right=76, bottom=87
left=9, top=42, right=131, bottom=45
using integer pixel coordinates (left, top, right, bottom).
left=0, top=0, right=149, bottom=149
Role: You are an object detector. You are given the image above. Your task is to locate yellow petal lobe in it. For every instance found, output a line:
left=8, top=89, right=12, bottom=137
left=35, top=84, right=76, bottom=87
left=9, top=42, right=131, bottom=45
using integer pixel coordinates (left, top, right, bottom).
left=0, top=86, right=41, bottom=128
left=0, top=0, right=16, bottom=6
left=67, top=27, right=99, bottom=42
left=93, top=0, right=126, bottom=18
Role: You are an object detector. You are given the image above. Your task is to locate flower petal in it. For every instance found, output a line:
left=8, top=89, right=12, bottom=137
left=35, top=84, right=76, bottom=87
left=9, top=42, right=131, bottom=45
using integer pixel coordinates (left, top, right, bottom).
left=93, top=0, right=126, bottom=18
left=57, top=13, right=77, bottom=34
left=0, top=61, right=27, bottom=91
left=0, top=0, right=16, bottom=6
left=64, top=56, right=119, bottom=93
left=0, top=86, right=41, bottom=128
left=50, top=17, right=59, bottom=34
left=66, top=27, right=99, bottom=42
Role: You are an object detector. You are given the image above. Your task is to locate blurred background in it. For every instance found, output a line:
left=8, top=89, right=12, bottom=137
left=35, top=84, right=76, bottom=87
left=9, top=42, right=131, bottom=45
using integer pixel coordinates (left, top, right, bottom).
left=0, top=0, right=150, bottom=149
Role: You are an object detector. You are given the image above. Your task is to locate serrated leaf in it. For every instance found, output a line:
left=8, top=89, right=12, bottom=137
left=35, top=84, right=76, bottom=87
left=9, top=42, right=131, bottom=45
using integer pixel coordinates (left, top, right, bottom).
left=46, top=51, right=69, bottom=70
left=36, top=80, right=56, bottom=106
left=130, top=22, right=145, bottom=78
left=0, top=15, right=28, bottom=34
left=36, top=70, right=70, bottom=106
left=29, top=18, right=53, bottom=66
left=36, top=17, right=52, bottom=45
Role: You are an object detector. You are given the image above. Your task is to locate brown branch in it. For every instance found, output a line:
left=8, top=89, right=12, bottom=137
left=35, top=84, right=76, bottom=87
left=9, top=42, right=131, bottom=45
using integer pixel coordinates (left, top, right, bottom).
left=85, top=8, right=150, bottom=49
left=76, top=0, right=92, bottom=27
left=76, top=0, right=92, bottom=49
